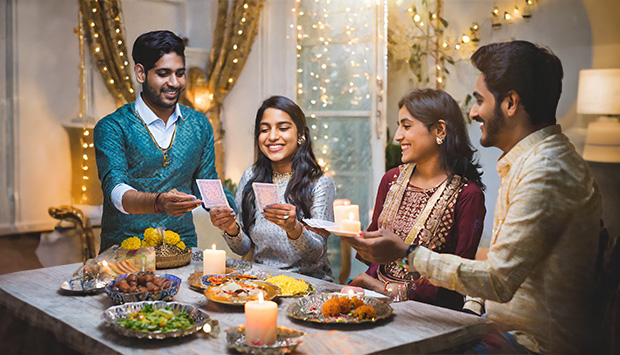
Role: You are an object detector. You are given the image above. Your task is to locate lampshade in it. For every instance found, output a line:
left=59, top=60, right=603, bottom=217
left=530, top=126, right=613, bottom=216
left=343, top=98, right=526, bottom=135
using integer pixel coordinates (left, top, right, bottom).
left=577, top=69, right=620, bottom=115
left=577, top=69, right=620, bottom=163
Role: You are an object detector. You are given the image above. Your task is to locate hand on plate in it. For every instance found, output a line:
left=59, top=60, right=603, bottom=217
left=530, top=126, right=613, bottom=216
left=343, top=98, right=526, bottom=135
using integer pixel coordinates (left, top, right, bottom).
left=348, top=273, right=387, bottom=295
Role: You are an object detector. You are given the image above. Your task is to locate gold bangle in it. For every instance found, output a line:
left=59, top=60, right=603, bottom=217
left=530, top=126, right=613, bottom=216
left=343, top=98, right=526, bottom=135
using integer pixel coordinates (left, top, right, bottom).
left=286, top=221, right=301, bottom=238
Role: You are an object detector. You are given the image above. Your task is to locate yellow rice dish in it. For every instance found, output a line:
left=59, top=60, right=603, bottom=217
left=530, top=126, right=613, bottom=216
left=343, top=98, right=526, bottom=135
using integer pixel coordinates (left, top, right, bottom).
left=265, top=275, right=311, bottom=296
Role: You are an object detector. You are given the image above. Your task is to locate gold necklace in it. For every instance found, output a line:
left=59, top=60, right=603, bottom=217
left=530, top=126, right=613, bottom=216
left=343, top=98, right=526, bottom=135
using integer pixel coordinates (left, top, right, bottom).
left=134, top=109, right=177, bottom=167
left=272, top=171, right=293, bottom=182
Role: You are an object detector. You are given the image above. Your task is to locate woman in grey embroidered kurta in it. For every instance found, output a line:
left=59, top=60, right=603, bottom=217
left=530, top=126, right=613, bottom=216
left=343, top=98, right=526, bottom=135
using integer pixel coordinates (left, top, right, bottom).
left=209, top=96, right=335, bottom=281
left=227, top=168, right=335, bottom=280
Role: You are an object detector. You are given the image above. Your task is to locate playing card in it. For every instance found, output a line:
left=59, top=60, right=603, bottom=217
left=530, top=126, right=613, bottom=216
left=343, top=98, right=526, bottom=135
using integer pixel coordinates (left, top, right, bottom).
left=252, top=182, right=279, bottom=211
left=196, top=179, right=229, bottom=208
left=302, top=218, right=336, bottom=229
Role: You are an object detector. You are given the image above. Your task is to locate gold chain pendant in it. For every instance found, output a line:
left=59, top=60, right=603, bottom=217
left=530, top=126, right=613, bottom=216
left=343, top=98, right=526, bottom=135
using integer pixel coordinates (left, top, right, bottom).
left=162, top=156, right=170, bottom=167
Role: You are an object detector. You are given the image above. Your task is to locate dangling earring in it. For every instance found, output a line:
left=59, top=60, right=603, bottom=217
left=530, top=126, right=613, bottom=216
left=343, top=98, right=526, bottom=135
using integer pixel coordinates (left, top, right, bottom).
left=298, top=136, right=306, bottom=145
left=436, top=137, right=444, bottom=145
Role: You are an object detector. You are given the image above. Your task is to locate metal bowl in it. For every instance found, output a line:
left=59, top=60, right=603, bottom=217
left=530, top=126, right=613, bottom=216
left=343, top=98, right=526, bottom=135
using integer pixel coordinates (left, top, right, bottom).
left=104, top=273, right=181, bottom=305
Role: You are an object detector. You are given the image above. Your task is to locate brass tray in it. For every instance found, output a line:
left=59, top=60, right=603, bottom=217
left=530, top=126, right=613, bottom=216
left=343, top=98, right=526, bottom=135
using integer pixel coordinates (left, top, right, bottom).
left=204, top=279, right=279, bottom=306
left=226, top=325, right=305, bottom=354
left=102, top=301, right=211, bottom=339
left=287, top=293, right=393, bottom=324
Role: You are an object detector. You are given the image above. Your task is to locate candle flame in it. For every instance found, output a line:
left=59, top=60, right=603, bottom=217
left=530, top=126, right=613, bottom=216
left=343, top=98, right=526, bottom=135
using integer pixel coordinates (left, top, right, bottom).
left=211, top=244, right=217, bottom=250
left=101, top=260, right=108, bottom=267
left=258, top=292, right=264, bottom=303
left=333, top=199, right=351, bottom=207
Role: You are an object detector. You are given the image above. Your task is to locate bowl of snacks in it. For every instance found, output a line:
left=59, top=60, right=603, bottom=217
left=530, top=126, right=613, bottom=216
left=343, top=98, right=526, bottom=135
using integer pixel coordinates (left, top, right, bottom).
left=105, top=271, right=181, bottom=305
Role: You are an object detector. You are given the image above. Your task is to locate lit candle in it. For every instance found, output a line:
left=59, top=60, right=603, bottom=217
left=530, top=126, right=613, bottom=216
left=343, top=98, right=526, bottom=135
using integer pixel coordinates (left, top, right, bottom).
left=245, top=292, right=277, bottom=346
left=334, top=201, right=359, bottom=230
left=341, top=212, right=361, bottom=233
left=341, top=285, right=365, bottom=297
left=203, top=244, right=226, bottom=275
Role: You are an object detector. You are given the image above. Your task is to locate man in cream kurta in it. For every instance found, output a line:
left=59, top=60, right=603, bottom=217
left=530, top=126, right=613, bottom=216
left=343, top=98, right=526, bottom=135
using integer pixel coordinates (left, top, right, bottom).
left=343, top=41, right=602, bottom=354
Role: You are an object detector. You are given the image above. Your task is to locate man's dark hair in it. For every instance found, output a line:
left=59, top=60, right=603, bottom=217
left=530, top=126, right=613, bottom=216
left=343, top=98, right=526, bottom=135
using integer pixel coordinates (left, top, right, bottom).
left=132, top=30, right=185, bottom=72
left=471, top=40, right=563, bottom=126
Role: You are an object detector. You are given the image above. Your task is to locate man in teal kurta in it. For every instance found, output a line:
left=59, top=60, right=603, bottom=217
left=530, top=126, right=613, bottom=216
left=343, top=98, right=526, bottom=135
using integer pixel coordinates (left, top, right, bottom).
left=94, top=30, right=234, bottom=251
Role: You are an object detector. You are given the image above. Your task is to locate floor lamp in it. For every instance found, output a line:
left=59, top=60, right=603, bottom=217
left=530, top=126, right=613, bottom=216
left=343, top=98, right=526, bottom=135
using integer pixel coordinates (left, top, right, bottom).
left=577, top=68, right=620, bottom=242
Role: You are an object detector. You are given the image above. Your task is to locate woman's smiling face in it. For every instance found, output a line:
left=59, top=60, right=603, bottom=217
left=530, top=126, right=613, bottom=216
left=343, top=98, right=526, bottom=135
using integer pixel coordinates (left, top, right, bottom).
left=394, top=106, right=440, bottom=165
left=258, top=108, right=299, bottom=168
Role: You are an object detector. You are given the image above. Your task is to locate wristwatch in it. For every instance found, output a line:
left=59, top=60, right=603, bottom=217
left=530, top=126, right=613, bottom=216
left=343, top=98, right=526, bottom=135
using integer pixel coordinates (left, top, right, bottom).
left=401, top=243, right=418, bottom=273
left=405, top=243, right=418, bottom=258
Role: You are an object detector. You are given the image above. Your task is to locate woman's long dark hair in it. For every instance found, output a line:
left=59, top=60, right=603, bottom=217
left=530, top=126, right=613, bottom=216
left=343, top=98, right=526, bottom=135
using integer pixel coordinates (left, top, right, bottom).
left=398, top=89, right=485, bottom=189
left=241, top=96, right=323, bottom=235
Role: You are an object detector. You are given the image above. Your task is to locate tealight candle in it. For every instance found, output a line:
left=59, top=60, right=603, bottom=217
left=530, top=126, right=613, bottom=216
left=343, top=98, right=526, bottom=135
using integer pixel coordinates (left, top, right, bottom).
left=341, top=212, right=361, bottom=233
left=341, top=285, right=365, bottom=297
left=203, top=244, right=226, bottom=275
left=245, top=292, right=277, bottom=346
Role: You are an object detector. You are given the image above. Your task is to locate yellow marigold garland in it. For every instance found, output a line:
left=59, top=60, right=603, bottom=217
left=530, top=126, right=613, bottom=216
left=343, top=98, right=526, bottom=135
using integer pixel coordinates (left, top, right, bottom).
left=120, top=228, right=186, bottom=251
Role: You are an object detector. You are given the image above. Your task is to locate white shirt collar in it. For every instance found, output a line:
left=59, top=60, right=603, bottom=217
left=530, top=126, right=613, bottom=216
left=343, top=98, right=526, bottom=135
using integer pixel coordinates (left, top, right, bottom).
left=135, top=93, right=182, bottom=127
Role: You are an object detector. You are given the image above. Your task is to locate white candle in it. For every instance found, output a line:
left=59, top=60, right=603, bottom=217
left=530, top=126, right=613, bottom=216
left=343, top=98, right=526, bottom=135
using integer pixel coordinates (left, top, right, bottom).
left=341, top=212, right=361, bottom=233
left=203, top=244, right=226, bottom=275
left=334, top=202, right=359, bottom=230
left=245, top=292, right=277, bottom=346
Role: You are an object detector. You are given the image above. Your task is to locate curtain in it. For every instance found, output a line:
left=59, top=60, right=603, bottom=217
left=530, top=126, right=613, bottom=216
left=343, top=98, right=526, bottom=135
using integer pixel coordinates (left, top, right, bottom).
left=78, top=0, right=136, bottom=106
left=184, top=0, right=265, bottom=178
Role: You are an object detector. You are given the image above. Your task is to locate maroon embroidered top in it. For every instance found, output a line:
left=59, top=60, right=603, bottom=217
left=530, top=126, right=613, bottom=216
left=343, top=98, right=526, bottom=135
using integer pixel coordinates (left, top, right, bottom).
left=364, top=166, right=486, bottom=310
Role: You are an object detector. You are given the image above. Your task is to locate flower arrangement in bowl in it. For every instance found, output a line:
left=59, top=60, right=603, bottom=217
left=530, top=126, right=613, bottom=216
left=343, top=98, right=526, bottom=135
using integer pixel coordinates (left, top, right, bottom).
left=120, top=227, right=191, bottom=269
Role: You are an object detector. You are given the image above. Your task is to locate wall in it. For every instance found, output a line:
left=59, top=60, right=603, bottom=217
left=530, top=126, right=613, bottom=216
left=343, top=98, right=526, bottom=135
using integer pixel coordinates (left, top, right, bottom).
left=386, top=0, right=620, bottom=246
left=3, top=0, right=618, bottom=246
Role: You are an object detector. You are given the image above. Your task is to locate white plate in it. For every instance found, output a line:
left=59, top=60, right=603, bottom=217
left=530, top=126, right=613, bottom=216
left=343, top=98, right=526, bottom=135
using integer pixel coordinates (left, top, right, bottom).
left=302, top=218, right=336, bottom=229
left=325, top=227, right=361, bottom=237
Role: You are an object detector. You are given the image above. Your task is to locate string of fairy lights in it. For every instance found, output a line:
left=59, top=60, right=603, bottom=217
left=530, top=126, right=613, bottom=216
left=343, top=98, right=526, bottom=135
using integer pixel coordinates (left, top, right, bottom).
left=292, top=0, right=377, bottom=173
left=392, top=0, right=539, bottom=89
left=77, top=0, right=134, bottom=204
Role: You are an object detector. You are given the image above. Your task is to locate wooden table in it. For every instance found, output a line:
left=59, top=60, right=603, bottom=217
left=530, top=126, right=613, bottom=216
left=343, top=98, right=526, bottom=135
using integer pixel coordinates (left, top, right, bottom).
left=0, top=258, right=491, bottom=354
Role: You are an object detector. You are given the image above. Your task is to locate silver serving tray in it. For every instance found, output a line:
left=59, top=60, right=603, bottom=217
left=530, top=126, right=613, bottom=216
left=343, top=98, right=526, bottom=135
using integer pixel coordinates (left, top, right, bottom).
left=102, top=301, right=210, bottom=339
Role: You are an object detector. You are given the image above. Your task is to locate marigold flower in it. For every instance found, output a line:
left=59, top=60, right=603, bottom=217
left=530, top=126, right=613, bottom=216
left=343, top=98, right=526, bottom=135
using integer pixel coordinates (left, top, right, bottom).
left=164, top=230, right=180, bottom=245
left=120, top=236, right=142, bottom=250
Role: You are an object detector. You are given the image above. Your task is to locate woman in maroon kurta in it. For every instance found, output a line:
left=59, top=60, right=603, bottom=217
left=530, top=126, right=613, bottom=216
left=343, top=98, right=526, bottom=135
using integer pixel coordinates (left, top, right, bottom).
left=349, top=89, right=486, bottom=311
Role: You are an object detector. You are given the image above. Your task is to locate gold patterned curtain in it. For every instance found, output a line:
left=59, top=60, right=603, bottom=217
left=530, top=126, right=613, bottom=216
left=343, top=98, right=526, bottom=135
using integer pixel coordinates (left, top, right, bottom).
left=78, top=0, right=136, bottom=106
left=184, top=0, right=265, bottom=178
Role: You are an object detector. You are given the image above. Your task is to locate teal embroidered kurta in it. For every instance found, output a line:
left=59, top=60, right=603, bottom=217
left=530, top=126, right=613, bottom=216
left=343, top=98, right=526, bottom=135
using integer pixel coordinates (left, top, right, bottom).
left=94, top=102, right=234, bottom=251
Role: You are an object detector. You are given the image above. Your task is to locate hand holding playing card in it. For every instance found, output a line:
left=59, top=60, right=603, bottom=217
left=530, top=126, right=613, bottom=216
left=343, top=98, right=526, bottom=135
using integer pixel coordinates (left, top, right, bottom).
left=197, top=179, right=230, bottom=209
left=252, top=182, right=278, bottom=211
left=158, top=188, right=202, bottom=216
left=263, top=203, right=298, bottom=233
left=209, top=206, right=237, bottom=233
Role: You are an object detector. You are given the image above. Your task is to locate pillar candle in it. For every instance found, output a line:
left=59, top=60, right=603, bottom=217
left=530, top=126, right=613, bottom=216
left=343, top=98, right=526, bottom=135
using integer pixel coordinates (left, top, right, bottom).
left=341, top=212, right=361, bottom=233
left=203, top=244, right=226, bottom=275
left=334, top=204, right=359, bottom=230
left=245, top=293, right=277, bottom=346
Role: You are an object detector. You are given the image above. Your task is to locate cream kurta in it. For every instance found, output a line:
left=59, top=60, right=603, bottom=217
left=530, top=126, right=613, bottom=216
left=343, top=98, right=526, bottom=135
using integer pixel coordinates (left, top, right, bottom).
left=408, top=125, right=602, bottom=354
